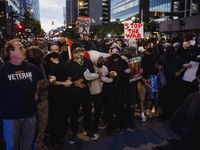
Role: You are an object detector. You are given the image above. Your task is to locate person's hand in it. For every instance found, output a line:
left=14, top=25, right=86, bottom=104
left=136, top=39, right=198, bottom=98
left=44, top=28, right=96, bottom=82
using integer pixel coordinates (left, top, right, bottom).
left=140, top=68, right=143, bottom=73
left=49, top=76, right=56, bottom=84
left=65, top=37, right=68, bottom=44
left=124, top=68, right=130, bottom=73
left=187, top=64, right=192, bottom=68
left=34, top=93, right=39, bottom=101
left=63, top=80, right=72, bottom=87
left=142, top=78, right=149, bottom=86
left=97, top=71, right=103, bottom=79
left=73, top=78, right=84, bottom=86
left=110, top=71, right=117, bottom=77
left=80, top=34, right=84, bottom=39
left=158, top=65, right=164, bottom=70
left=175, top=71, right=181, bottom=77
left=79, top=83, right=86, bottom=89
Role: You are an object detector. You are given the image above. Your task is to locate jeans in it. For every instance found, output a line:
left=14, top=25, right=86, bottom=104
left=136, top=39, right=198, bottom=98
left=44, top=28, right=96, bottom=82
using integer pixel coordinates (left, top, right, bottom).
left=3, top=115, right=36, bottom=150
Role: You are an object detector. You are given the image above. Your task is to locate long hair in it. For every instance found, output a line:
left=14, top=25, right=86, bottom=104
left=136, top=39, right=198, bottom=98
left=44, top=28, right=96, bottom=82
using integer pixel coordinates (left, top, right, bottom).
left=26, top=46, right=44, bottom=71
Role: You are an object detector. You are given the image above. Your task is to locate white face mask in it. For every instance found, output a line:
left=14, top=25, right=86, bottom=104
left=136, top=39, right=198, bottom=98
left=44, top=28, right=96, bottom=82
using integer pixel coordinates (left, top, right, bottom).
left=190, top=40, right=196, bottom=46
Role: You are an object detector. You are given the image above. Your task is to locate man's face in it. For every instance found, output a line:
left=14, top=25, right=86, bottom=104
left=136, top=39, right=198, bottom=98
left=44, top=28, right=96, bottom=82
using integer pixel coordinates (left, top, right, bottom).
left=50, top=45, right=60, bottom=54
left=10, top=42, right=26, bottom=60
left=116, top=41, right=122, bottom=47
left=37, top=40, right=45, bottom=46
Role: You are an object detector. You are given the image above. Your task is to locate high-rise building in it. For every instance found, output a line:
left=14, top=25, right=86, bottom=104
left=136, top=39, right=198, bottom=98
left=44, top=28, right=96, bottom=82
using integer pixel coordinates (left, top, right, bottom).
left=0, top=0, right=21, bottom=36
left=63, top=7, right=66, bottom=26
left=111, top=0, right=179, bottom=23
left=66, top=0, right=110, bottom=26
left=19, top=0, right=40, bottom=21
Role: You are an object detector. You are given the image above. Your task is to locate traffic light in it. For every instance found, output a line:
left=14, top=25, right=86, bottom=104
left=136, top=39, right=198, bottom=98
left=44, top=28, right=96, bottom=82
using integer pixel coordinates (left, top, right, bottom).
left=52, top=20, right=54, bottom=25
left=18, top=25, right=22, bottom=29
left=18, top=25, right=23, bottom=32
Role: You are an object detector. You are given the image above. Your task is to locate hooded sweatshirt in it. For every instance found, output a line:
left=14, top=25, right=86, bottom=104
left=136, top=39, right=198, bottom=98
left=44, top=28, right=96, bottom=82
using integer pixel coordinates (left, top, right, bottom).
left=84, top=51, right=113, bottom=95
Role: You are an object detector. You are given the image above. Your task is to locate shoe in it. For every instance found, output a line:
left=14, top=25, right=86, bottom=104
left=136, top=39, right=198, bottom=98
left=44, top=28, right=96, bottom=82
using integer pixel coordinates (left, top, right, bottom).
left=141, top=116, right=146, bottom=123
left=116, top=128, right=122, bottom=132
left=151, top=106, right=156, bottom=113
left=93, top=133, right=99, bottom=138
left=129, top=121, right=136, bottom=129
left=85, top=131, right=98, bottom=141
left=69, top=133, right=78, bottom=145
left=145, top=113, right=153, bottom=119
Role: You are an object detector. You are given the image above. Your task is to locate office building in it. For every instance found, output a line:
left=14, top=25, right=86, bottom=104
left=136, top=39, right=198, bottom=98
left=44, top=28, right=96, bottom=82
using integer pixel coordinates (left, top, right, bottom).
left=159, top=0, right=200, bottom=38
left=66, top=0, right=110, bottom=26
left=19, top=0, right=40, bottom=21
left=111, top=0, right=179, bottom=23
left=0, top=0, right=20, bottom=36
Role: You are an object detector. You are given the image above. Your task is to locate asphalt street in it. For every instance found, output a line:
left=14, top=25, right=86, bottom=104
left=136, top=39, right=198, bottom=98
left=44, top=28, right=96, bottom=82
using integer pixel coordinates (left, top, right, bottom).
left=44, top=109, right=180, bottom=150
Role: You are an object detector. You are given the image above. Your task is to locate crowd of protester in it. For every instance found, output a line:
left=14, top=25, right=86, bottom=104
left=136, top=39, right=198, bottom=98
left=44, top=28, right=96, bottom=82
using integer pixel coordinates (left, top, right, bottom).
left=0, top=32, right=200, bottom=150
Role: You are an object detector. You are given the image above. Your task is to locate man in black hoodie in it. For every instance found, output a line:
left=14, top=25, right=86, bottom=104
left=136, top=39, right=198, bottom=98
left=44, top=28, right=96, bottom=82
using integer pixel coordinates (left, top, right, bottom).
left=159, top=46, right=192, bottom=120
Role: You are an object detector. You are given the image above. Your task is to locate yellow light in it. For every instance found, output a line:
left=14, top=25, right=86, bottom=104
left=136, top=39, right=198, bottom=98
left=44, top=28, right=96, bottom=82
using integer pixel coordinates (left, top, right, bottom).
left=153, top=32, right=159, bottom=34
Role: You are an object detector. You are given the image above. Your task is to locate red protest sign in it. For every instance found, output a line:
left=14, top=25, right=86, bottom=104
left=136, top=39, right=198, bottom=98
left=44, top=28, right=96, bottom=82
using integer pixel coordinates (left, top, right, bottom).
left=124, top=23, right=143, bottom=39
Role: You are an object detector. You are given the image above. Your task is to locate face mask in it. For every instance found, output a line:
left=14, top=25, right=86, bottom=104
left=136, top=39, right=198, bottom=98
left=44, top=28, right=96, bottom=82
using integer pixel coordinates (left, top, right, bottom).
left=73, top=52, right=84, bottom=66
left=112, top=53, right=120, bottom=60
left=97, top=62, right=103, bottom=68
left=190, top=41, right=196, bottom=46
left=51, top=52, right=59, bottom=58
left=148, top=47, right=153, bottom=52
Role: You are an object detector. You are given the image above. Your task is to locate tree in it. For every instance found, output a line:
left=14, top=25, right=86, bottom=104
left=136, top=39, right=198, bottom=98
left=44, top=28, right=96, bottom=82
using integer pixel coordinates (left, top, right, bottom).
left=90, top=22, right=124, bottom=38
left=22, top=11, right=44, bottom=36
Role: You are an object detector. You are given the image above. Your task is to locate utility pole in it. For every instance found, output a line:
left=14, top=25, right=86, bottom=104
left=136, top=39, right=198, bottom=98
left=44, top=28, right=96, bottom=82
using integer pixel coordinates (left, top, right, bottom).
left=9, top=11, right=18, bottom=37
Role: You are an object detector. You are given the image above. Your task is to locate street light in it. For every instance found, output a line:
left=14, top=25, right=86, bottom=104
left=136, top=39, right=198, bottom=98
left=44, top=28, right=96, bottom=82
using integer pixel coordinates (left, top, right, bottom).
left=79, top=2, right=83, bottom=6
left=107, top=34, right=111, bottom=38
left=132, top=16, right=136, bottom=21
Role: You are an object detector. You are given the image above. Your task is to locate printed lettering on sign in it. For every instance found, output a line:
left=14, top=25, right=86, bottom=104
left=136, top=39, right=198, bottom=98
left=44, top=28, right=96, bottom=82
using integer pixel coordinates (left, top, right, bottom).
left=124, top=23, right=144, bottom=39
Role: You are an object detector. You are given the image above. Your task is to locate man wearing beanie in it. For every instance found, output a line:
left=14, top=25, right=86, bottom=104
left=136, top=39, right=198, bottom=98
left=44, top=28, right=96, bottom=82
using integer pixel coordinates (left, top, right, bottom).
left=176, top=32, right=200, bottom=108
left=158, top=46, right=192, bottom=121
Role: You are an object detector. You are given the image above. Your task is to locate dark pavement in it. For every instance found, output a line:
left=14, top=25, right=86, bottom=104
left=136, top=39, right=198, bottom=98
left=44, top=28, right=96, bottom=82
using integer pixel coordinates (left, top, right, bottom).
left=0, top=108, right=179, bottom=150
left=44, top=109, right=179, bottom=150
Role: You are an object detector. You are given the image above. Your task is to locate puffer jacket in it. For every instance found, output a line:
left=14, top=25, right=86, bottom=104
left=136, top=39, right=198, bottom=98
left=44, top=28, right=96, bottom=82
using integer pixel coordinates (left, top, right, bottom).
left=84, top=51, right=113, bottom=95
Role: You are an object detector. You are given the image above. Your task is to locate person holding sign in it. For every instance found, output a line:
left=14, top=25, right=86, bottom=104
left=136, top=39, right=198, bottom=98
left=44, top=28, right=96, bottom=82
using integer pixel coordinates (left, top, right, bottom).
left=125, top=45, right=143, bottom=128
left=137, top=39, right=158, bottom=124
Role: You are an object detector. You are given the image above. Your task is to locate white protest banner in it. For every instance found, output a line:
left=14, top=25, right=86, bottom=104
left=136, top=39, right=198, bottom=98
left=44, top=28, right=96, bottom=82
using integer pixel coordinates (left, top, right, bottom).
left=124, top=23, right=143, bottom=39
left=76, top=15, right=91, bottom=35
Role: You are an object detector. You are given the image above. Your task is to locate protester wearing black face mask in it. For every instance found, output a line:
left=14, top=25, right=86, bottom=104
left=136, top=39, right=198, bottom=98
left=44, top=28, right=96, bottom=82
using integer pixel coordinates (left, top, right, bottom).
left=137, top=39, right=158, bottom=124
left=105, top=46, right=129, bottom=132
left=84, top=51, right=113, bottom=137
left=44, top=43, right=72, bottom=149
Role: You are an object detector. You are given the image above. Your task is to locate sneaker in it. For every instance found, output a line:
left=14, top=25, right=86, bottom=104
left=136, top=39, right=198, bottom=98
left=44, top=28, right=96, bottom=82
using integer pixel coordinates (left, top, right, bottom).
left=93, top=133, right=99, bottom=138
left=141, top=116, right=146, bottom=123
left=85, top=131, right=98, bottom=141
left=145, top=113, right=153, bottom=119
left=151, top=106, right=156, bottom=113
left=69, top=133, right=78, bottom=145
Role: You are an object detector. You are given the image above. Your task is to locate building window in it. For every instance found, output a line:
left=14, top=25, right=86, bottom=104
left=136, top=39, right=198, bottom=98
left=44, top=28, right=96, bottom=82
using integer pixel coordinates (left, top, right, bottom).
left=173, top=2, right=179, bottom=12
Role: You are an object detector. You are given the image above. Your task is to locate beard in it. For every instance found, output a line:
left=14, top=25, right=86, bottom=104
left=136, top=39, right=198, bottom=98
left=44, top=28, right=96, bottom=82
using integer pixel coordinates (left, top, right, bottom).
left=73, top=52, right=84, bottom=66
